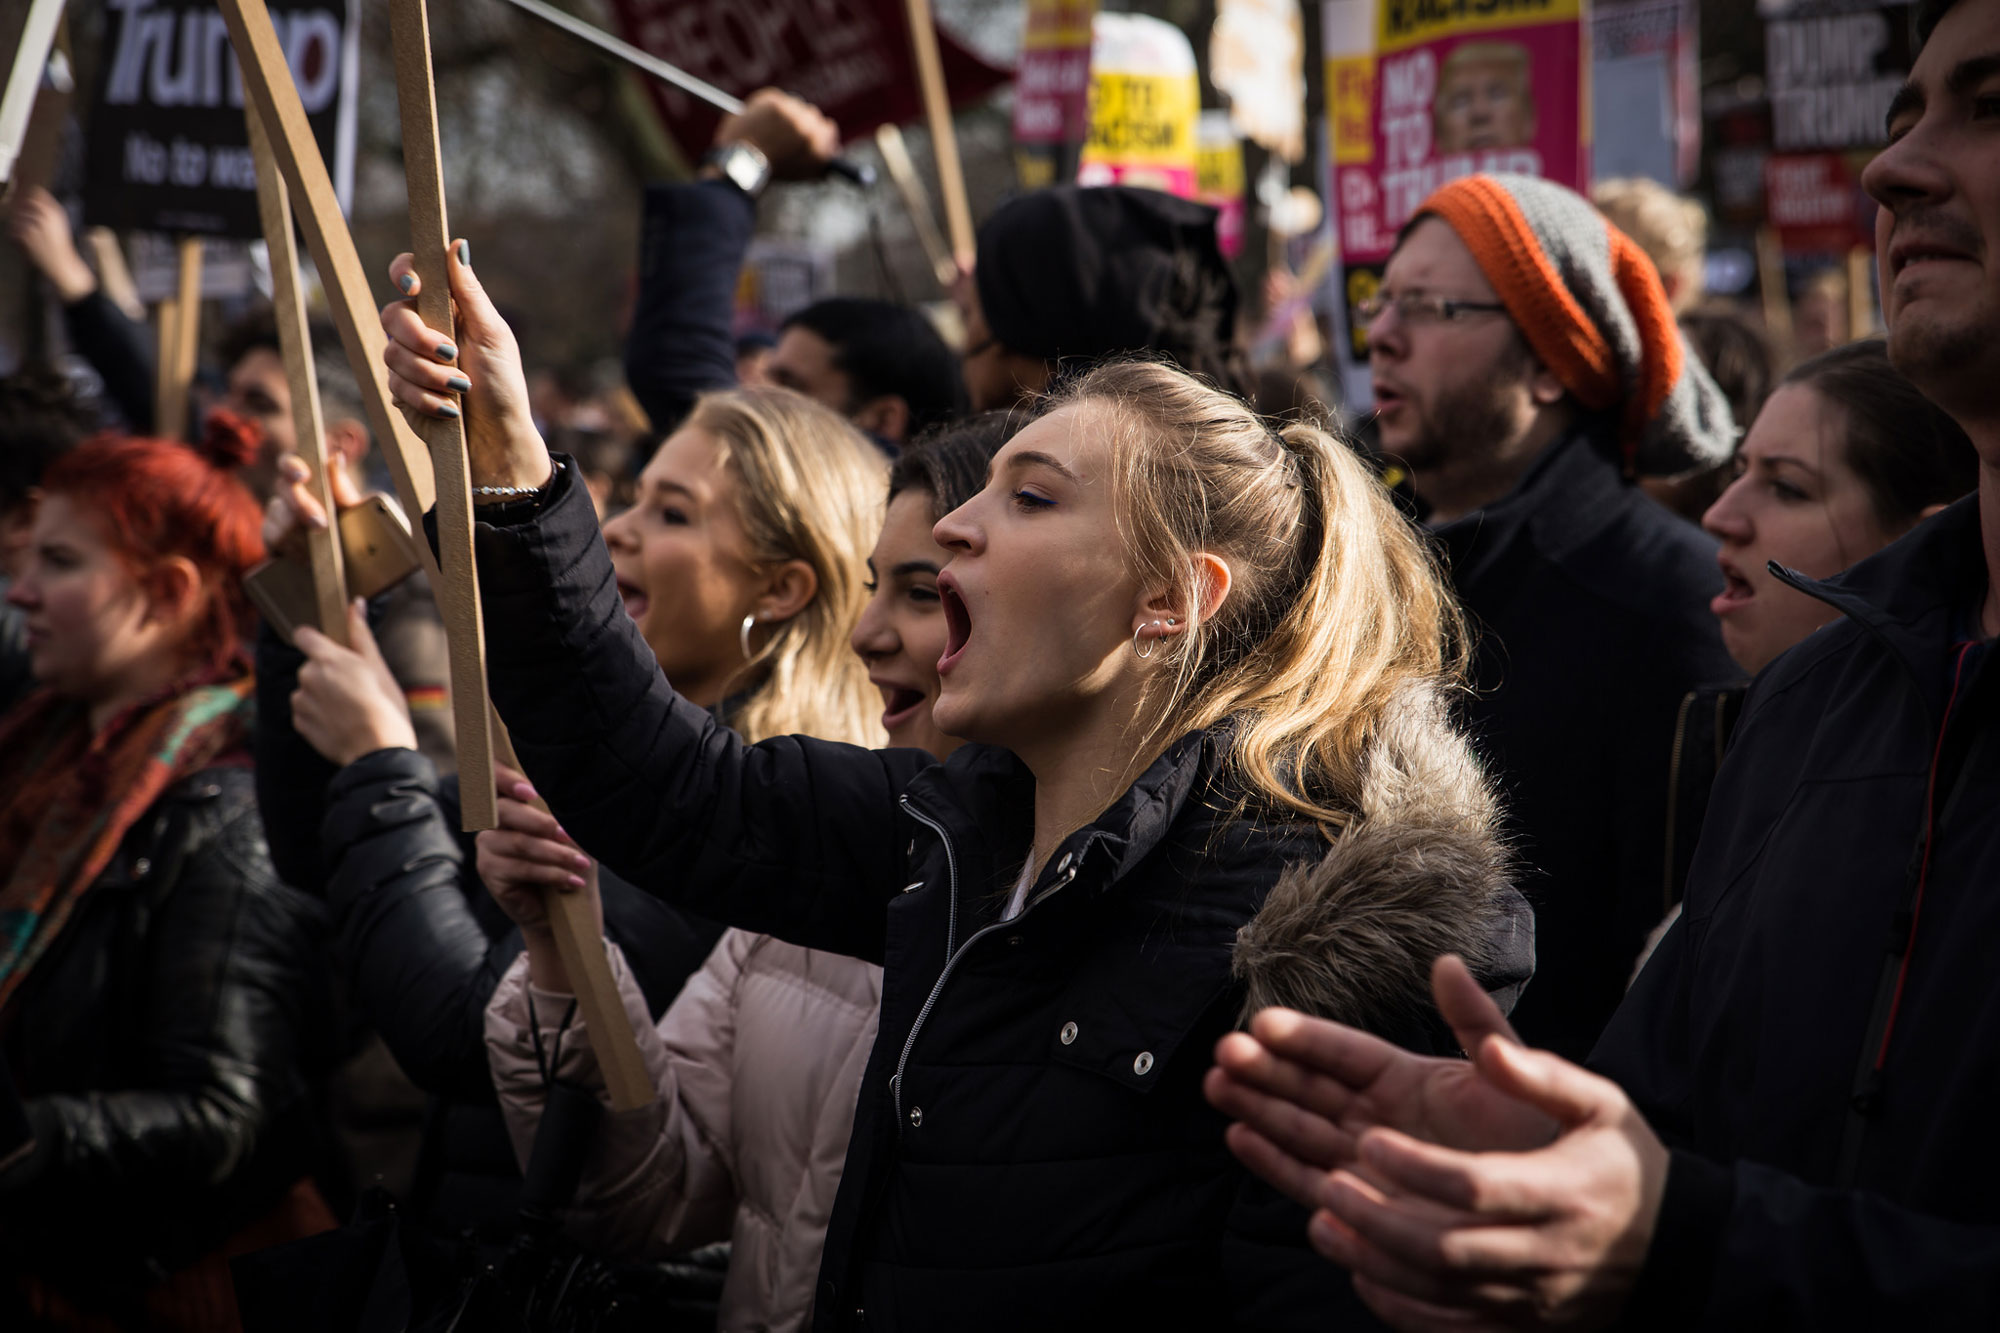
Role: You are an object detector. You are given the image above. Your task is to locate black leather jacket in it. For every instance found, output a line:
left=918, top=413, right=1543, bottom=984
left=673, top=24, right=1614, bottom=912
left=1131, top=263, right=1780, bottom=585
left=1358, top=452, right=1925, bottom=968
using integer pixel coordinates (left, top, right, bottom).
left=0, top=765, right=332, bottom=1300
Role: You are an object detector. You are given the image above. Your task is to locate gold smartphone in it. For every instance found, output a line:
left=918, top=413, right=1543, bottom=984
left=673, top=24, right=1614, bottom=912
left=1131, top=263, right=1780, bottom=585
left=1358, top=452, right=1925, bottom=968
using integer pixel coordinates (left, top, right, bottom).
left=244, top=496, right=423, bottom=643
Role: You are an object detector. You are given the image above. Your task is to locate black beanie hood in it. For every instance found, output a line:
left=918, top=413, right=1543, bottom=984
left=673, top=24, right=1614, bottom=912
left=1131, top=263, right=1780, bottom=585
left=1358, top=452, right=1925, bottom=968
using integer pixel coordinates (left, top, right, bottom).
left=974, top=186, right=1239, bottom=384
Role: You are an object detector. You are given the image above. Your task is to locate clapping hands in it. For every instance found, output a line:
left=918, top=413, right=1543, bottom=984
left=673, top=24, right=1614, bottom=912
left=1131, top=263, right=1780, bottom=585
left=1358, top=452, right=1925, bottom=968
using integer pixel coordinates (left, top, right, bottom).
left=1205, top=956, right=1670, bottom=1332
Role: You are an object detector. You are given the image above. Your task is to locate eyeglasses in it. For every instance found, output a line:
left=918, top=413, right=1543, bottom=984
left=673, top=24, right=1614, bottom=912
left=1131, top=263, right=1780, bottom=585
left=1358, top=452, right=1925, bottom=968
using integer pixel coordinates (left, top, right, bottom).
left=1353, top=292, right=1510, bottom=328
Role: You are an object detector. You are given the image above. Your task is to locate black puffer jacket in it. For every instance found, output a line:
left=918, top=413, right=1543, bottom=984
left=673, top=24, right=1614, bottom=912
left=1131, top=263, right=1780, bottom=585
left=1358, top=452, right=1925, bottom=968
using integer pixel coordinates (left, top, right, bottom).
left=467, top=462, right=1536, bottom=1331
left=0, top=766, right=331, bottom=1300
left=254, top=627, right=723, bottom=1231
left=1596, top=495, right=2000, bottom=1327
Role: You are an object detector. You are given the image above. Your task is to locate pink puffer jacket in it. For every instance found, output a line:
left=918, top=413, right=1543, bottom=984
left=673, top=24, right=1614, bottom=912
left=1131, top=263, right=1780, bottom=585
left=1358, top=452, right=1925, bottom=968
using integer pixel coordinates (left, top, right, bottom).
left=486, top=930, right=882, bottom=1333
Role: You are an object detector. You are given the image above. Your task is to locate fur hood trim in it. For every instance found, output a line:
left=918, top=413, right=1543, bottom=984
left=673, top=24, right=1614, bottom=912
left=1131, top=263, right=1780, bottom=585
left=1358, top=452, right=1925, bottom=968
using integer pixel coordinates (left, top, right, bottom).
left=1230, top=683, right=1520, bottom=1030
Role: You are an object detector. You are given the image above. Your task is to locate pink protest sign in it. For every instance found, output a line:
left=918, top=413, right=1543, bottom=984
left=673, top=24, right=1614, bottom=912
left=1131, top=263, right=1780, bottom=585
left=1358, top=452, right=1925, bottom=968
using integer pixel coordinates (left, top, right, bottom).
left=1336, top=0, right=1586, bottom=266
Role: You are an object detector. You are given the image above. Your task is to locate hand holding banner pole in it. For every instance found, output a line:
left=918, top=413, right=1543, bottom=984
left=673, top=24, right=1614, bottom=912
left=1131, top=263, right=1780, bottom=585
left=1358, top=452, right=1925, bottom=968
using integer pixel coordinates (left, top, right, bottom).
left=247, top=105, right=348, bottom=643
left=389, top=0, right=498, bottom=831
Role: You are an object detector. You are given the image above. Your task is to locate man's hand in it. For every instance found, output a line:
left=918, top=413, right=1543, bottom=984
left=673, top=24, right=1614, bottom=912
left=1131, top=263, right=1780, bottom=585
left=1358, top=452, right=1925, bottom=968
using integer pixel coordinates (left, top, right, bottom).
left=1204, top=956, right=1557, bottom=1207
left=1311, top=1038, right=1669, bottom=1332
left=713, top=88, right=840, bottom=181
left=7, top=186, right=96, bottom=303
left=291, top=600, right=419, bottom=767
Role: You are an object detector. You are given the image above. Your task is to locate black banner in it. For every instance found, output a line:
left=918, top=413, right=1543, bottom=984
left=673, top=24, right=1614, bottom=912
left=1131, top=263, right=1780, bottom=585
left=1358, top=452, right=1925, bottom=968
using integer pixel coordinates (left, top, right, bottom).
left=83, top=0, right=356, bottom=239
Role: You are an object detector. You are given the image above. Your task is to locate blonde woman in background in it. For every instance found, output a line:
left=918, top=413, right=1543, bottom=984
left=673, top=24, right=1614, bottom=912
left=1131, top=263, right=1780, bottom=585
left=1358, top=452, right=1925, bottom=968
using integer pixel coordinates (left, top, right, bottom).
left=1593, top=176, right=1709, bottom=314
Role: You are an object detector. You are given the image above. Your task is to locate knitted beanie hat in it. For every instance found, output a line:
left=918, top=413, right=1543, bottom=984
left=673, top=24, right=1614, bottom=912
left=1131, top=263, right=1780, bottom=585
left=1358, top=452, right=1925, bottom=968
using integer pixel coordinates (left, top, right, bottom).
left=1415, top=173, right=1736, bottom=478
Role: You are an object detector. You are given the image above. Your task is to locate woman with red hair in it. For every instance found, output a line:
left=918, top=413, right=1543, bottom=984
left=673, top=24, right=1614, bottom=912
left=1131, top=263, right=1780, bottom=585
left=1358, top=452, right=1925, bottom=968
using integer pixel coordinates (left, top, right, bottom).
left=0, top=428, right=333, bottom=1330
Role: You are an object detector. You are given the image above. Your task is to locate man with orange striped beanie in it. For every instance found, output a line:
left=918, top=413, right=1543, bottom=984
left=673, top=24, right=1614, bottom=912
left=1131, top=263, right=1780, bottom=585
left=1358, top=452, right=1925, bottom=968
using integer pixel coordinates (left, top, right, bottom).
left=1363, top=172, right=1739, bottom=1061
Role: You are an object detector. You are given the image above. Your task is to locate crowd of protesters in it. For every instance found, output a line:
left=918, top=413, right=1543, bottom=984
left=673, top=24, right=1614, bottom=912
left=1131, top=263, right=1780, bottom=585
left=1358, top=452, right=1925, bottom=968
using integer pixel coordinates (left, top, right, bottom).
left=2, top=0, right=1999, bottom=1328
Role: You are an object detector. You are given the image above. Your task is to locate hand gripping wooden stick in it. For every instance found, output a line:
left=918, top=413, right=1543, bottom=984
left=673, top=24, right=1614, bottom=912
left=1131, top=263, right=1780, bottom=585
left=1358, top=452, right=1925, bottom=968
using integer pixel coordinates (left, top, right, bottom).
left=492, top=727, right=655, bottom=1112
left=247, top=106, right=348, bottom=644
left=390, top=0, right=497, bottom=831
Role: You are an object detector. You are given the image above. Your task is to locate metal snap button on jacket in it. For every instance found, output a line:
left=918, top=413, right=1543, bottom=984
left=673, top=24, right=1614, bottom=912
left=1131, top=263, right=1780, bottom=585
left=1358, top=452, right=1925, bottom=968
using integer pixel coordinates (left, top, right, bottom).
left=908, top=1106, right=923, bottom=1127
left=1133, top=1051, right=1155, bottom=1076
left=1059, top=1021, right=1078, bottom=1045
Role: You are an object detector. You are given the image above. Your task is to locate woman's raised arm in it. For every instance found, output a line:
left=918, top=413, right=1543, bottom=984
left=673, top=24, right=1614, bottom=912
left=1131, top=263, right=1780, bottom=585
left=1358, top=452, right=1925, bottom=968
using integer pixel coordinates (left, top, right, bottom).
left=382, top=262, right=929, bottom=963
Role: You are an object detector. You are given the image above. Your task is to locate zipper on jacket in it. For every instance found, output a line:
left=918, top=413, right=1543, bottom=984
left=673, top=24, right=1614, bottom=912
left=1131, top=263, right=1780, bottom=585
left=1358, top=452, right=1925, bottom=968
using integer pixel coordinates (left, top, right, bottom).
left=1661, top=691, right=1696, bottom=915
left=888, top=835, right=1083, bottom=1129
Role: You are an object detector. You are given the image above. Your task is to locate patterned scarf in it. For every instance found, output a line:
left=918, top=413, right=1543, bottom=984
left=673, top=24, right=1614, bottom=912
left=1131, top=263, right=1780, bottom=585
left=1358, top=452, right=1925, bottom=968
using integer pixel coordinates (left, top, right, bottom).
left=0, top=676, right=253, bottom=1015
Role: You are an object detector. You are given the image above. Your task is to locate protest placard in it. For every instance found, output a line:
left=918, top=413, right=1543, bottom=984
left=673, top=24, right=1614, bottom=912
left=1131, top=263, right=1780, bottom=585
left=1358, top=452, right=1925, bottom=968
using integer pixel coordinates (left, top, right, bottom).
left=1078, top=13, right=1200, bottom=198
left=1759, top=0, right=1911, bottom=254
left=1013, top=0, right=1096, bottom=189
left=605, top=0, right=1007, bottom=165
left=1326, top=0, right=1587, bottom=409
left=83, top=0, right=357, bottom=238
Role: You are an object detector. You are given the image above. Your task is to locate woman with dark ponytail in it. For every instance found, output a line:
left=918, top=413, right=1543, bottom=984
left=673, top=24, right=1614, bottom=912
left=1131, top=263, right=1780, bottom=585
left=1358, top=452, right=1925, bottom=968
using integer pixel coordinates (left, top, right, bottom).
left=0, top=429, right=333, bottom=1330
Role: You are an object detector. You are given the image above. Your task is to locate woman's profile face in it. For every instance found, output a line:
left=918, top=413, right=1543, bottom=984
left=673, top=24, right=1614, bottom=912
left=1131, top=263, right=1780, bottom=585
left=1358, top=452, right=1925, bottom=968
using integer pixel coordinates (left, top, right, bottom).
left=851, top=488, right=958, bottom=759
left=5, top=494, right=165, bottom=704
left=601, top=426, right=769, bottom=705
left=1703, top=383, right=1896, bottom=674
left=929, top=402, right=1148, bottom=748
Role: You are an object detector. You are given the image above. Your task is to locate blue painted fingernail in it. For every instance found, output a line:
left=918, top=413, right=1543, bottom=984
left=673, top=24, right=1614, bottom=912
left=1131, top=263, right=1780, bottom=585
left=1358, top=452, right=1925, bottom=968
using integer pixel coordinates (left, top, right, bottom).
left=437, top=341, right=457, bottom=361
left=455, top=240, right=470, bottom=266
left=398, top=273, right=416, bottom=294
left=447, top=374, right=471, bottom=392
left=437, top=402, right=461, bottom=418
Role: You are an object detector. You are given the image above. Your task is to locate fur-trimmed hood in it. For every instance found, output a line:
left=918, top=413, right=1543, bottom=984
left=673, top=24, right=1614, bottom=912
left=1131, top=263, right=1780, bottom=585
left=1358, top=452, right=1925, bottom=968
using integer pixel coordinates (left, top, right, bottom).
left=1230, top=684, right=1531, bottom=1031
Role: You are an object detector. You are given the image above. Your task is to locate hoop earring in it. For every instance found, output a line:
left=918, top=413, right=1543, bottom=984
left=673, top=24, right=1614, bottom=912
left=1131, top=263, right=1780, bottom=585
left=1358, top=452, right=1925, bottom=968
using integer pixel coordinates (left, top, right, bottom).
left=740, top=614, right=759, bottom=661
left=1133, top=620, right=1161, bottom=660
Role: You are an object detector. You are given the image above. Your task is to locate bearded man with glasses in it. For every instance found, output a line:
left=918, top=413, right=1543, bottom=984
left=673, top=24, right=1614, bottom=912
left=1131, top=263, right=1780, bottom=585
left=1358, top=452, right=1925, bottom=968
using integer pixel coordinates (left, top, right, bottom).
left=1364, top=174, right=1740, bottom=1061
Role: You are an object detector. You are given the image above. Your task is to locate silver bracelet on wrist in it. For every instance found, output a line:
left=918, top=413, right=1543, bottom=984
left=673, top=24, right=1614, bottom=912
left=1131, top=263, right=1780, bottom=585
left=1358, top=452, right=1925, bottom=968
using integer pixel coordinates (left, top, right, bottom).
left=473, top=457, right=560, bottom=500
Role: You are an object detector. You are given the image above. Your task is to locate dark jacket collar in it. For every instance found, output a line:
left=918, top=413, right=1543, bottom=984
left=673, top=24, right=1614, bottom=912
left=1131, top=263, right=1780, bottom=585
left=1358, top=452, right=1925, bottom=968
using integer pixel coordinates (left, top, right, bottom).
left=899, top=725, right=1227, bottom=900
left=1771, top=492, right=1987, bottom=706
left=1430, top=429, right=1629, bottom=580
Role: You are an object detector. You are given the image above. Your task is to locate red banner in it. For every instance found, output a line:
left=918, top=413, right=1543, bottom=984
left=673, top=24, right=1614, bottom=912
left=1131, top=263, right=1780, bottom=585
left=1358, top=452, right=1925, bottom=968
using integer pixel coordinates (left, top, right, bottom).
left=607, top=0, right=1012, bottom=162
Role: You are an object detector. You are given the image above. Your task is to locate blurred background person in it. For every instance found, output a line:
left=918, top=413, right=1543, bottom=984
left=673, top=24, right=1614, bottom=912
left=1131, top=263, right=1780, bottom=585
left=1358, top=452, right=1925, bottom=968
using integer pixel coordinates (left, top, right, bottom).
left=5, top=187, right=153, bottom=435
left=0, top=432, right=331, bottom=1331
left=0, top=369, right=99, bottom=714
left=1592, top=176, right=1709, bottom=315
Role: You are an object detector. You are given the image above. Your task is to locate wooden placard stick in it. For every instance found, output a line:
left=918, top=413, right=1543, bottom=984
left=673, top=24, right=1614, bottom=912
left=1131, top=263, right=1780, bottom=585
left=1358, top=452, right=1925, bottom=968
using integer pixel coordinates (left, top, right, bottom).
left=152, top=294, right=179, bottom=438
left=874, top=124, right=955, bottom=289
left=491, top=724, right=655, bottom=1112
left=388, top=0, right=497, bottom=831
left=248, top=106, right=348, bottom=643
left=217, top=0, right=437, bottom=530
left=153, top=238, right=204, bottom=442
left=901, top=0, right=974, bottom=268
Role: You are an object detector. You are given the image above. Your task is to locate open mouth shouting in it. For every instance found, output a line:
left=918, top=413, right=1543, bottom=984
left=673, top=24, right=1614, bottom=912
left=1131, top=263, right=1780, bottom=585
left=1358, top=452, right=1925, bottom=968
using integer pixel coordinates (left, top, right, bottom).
left=615, top=572, right=649, bottom=622
left=873, top=679, right=929, bottom=732
left=937, top=574, right=972, bottom=674
left=1711, top=555, right=1755, bottom=617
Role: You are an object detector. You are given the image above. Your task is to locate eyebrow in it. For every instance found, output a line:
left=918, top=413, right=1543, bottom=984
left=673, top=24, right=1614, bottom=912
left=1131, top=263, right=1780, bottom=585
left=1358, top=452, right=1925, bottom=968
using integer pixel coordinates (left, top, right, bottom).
left=644, top=477, right=698, bottom=501
left=1003, top=449, right=1082, bottom=483
left=1887, top=52, right=2000, bottom=135
left=890, top=559, right=940, bottom=578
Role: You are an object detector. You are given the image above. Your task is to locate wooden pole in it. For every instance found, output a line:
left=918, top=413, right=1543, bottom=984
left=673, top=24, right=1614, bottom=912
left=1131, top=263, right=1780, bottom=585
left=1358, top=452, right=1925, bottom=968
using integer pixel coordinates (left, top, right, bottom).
left=389, top=0, right=496, bottom=832
left=216, top=0, right=437, bottom=524
left=874, top=124, right=955, bottom=289
left=153, top=238, right=203, bottom=442
left=153, top=296, right=178, bottom=438
left=1756, top=226, right=1794, bottom=360
left=900, top=0, right=974, bottom=268
left=1846, top=244, right=1875, bottom=340
left=491, top=726, right=655, bottom=1112
left=248, top=105, right=348, bottom=643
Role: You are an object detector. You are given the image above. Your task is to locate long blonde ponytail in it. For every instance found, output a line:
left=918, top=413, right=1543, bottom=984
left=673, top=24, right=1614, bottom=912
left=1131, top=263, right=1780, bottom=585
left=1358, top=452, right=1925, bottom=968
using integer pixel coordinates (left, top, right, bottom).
left=1053, top=360, right=1468, bottom=833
